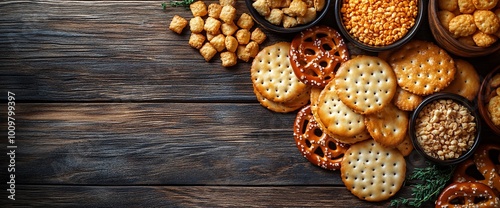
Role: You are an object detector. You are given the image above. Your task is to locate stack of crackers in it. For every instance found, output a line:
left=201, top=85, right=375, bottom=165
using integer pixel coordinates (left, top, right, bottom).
left=250, top=28, right=482, bottom=201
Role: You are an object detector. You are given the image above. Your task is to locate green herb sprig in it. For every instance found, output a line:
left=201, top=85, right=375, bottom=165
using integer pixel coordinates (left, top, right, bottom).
left=162, top=0, right=195, bottom=9
left=390, top=162, right=455, bottom=207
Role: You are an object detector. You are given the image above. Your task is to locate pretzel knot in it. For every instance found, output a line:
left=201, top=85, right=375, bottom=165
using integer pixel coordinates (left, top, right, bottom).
left=435, top=182, right=500, bottom=208
left=473, top=144, right=500, bottom=192
left=293, top=105, right=349, bottom=170
left=290, top=25, right=349, bottom=88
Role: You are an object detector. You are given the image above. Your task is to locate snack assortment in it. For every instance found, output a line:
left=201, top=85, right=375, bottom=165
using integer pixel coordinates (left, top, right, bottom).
left=437, top=0, right=500, bottom=47
left=251, top=0, right=326, bottom=28
left=169, top=0, right=267, bottom=67
left=165, top=0, right=500, bottom=206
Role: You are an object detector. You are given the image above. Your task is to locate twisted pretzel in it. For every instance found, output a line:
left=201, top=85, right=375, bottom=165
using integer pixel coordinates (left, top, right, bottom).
left=453, top=159, right=489, bottom=185
left=293, top=105, right=349, bottom=170
left=435, top=182, right=500, bottom=208
left=473, top=144, right=500, bottom=192
left=290, top=25, right=350, bottom=88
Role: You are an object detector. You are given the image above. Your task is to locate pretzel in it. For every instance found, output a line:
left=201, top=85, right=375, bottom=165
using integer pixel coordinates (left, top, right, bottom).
left=289, top=25, right=350, bottom=87
left=453, top=158, right=489, bottom=185
left=293, top=105, right=349, bottom=170
left=473, top=144, right=500, bottom=192
left=435, top=182, right=500, bottom=208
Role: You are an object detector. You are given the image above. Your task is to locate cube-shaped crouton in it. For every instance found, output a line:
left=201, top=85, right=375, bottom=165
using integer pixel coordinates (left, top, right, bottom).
left=219, top=0, right=235, bottom=6
left=235, top=29, right=251, bottom=45
left=250, top=28, right=267, bottom=44
left=252, top=0, right=270, bottom=16
left=225, top=36, right=239, bottom=52
left=220, top=51, right=238, bottom=67
left=199, top=42, right=217, bottom=61
left=266, top=9, right=284, bottom=25
left=190, top=1, right=208, bottom=17
left=210, top=34, right=226, bottom=52
left=208, top=3, right=223, bottom=18
left=237, top=13, right=255, bottom=29
left=283, top=15, right=298, bottom=28
left=287, top=0, right=308, bottom=17
left=221, top=23, right=239, bottom=36
left=296, top=7, right=316, bottom=24
left=245, top=41, right=259, bottom=58
left=189, top=33, right=206, bottom=49
left=190, top=16, right=205, bottom=33
left=169, top=15, right=188, bottom=34
left=204, top=17, right=222, bottom=35
left=237, top=45, right=251, bottom=62
left=220, top=5, right=237, bottom=23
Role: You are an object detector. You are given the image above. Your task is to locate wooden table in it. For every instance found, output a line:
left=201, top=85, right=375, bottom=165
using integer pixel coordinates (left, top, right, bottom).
left=1, top=0, right=499, bottom=207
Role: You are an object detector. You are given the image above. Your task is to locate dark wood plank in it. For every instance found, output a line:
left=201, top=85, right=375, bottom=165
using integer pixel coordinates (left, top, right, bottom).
left=1, top=102, right=349, bottom=185
left=4, top=185, right=415, bottom=207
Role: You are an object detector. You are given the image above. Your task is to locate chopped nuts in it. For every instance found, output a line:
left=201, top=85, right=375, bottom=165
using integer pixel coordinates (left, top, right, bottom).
left=415, top=99, right=476, bottom=160
left=341, top=0, right=418, bottom=46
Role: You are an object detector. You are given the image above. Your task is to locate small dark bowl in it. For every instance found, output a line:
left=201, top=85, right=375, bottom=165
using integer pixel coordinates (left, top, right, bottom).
left=333, top=0, right=424, bottom=52
left=244, top=0, right=331, bottom=33
left=478, top=65, right=500, bottom=135
left=428, top=0, right=500, bottom=57
left=409, top=93, right=482, bottom=165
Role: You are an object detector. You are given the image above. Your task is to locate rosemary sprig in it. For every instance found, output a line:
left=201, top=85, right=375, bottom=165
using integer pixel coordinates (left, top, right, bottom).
left=390, top=162, right=455, bottom=207
left=162, top=0, right=195, bottom=9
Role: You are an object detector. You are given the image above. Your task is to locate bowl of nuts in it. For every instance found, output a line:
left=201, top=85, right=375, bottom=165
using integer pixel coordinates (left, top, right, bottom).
left=409, top=93, right=482, bottom=165
left=245, top=0, right=331, bottom=33
left=478, top=65, right=500, bottom=135
left=428, top=0, right=500, bottom=57
left=333, top=0, right=424, bottom=52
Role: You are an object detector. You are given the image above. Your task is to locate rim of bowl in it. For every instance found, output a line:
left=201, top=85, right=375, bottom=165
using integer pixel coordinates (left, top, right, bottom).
left=333, top=0, right=424, bottom=52
left=428, top=0, right=500, bottom=54
left=244, top=0, right=332, bottom=33
left=478, top=65, right=500, bottom=135
left=409, top=93, right=482, bottom=165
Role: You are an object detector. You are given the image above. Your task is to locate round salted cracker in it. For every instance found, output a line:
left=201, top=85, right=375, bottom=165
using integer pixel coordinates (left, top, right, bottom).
left=251, top=42, right=308, bottom=103
left=388, top=40, right=456, bottom=96
left=364, top=103, right=409, bottom=148
left=341, top=139, right=406, bottom=202
left=253, top=85, right=310, bottom=113
left=442, top=59, right=480, bottom=101
left=392, top=86, right=423, bottom=111
left=317, top=80, right=365, bottom=137
left=335, top=55, right=397, bottom=114
left=396, top=134, right=414, bottom=157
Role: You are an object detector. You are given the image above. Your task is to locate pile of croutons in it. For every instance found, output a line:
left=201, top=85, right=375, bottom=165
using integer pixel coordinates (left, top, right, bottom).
left=169, top=0, right=267, bottom=67
left=252, top=0, right=325, bottom=28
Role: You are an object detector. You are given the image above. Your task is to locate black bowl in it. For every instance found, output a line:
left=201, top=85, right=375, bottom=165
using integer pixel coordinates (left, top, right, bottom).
left=333, top=0, right=424, bottom=52
left=244, top=0, right=331, bottom=33
left=409, top=93, right=482, bottom=165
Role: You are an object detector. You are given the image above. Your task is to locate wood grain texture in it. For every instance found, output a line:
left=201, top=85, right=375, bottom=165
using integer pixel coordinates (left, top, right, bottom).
left=4, top=185, right=416, bottom=207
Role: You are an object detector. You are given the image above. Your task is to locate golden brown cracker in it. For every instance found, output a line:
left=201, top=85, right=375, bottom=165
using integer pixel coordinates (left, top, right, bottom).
left=317, top=80, right=366, bottom=137
left=364, top=103, right=409, bottom=148
left=251, top=42, right=308, bottom=103
left=442, top=59, right=480, bottom=100
left=396, top=134, right=414, bottom=157
left=341, top=139, right=406, bottom=202
left=388, top=40, right=456, bottom=96
left=392, top=86, right=423, bottom=111
left=253, top=85, right=310, bottom=113
left=335, top=56, right=397, bottom=115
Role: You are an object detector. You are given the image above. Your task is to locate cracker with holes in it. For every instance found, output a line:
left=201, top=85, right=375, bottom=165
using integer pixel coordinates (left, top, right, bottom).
left=332, top=129, right=372, bottom=144
left=341, top=139, right=406, bottom=202
left=317, top=80, right=365, bottom=137
left=251, top=42, right=308, bottom=103
left=396, top=134, right=414, bottom=156
left=392, top=86, right=423, bottom=111
left=388, top=40, right=456, bottom=96
left=442, top=59, right=480, bottom=101
left=364, top=103, right=408, bottom=148
left=254, top=85, right=310, bottom=113
left=335, top=55, right=397, bottom=115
